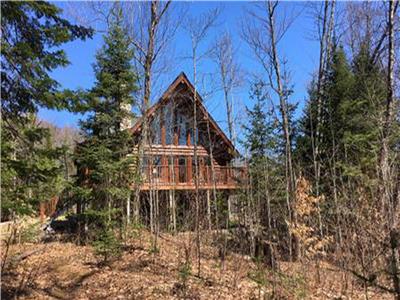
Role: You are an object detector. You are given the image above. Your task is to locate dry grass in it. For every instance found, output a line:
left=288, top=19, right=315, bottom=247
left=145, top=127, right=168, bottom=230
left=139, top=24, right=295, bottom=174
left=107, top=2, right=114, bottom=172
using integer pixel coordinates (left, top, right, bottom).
left=1, top=231, right=392, bottom=299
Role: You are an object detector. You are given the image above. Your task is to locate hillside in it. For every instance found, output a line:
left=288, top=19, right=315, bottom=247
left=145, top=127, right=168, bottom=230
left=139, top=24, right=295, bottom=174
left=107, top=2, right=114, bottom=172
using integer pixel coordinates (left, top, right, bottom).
left=2, top=231, right=391, bottom=300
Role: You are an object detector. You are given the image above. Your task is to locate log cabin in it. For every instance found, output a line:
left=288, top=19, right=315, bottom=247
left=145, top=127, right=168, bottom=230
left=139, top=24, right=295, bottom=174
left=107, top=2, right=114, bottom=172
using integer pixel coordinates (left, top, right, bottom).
left=43, top=72, right=246, bottom=228
left=130, top=72, right=247, bottom=229
left=130, top=72, right=246, bottom=191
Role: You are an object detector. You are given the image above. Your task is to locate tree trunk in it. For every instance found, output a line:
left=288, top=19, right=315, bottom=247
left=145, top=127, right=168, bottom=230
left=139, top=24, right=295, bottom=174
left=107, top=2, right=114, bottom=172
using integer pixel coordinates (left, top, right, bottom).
left=192, top=49, right=201, bottom=277
left=169, top=189, right=177, bottom=233
left=133, top=0, right=158, bottom=228
left=266, top=0, right=297, bottom=261
left=384, top=2, right=399, bottom=298
left=207, top=189, right=211, bottom=230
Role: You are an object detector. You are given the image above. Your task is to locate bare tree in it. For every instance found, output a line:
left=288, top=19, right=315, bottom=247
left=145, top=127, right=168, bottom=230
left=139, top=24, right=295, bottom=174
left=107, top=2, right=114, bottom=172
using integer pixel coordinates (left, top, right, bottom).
left=62, top=1, right=178, bottom=226
left=210, top=31, right=243, bottom=146
left=184, top=7, right=220, bottom=276
left=122, top=1, right=177, bottom=225
left=306, top=0, right=337, bottom=247
left=242, top=0, right=299, bottom=261
left=380, top=0, right=400, bottom=298
left=309, top=0, right=336, bottom=196
left=343, top=1, right=399, bottom=64
left=123, top=1, right=176, bottom=106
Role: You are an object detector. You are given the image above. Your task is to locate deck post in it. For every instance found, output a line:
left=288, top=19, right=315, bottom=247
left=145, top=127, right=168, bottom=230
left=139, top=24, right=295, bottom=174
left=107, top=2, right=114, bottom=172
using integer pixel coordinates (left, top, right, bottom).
left=207, top=189, right=211, bottom=230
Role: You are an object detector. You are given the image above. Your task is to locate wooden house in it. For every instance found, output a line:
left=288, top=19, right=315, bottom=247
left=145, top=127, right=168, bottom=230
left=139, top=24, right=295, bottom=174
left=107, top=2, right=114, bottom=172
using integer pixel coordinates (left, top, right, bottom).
left=131, top=72, right=246, bottom=192
left=130, top=72, right=246, bottom=229
left=40, top=73, right=246, bottom=229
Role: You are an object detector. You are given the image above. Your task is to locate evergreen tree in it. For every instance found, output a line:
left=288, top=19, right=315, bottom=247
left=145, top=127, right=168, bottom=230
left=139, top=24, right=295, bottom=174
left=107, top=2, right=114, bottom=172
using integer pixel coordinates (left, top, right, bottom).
left=324, top=47, right=354, bottom=156
left=297, top=46, right=355, bottom=186
left=1, top=2, right=92, bottom=119
left=1, top=118, right=67, bottom=219
left=241, top=81, right=283, bottom=237
left=340, top=44, right=386, bottom=180
left=0, top=2, right=92, bottom=220
left=242, top=81, right=276, bottom=163
left=296, top=43, right=388, bottom=244
left=321, top=46, right=354, bottom=192
left=74, top=6, right=138, bottom=230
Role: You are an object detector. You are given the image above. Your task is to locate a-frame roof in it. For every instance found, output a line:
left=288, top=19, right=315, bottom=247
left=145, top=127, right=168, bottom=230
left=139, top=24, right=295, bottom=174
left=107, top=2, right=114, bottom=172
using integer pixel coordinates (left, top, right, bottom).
left=130, top=72, right=238, bottom=157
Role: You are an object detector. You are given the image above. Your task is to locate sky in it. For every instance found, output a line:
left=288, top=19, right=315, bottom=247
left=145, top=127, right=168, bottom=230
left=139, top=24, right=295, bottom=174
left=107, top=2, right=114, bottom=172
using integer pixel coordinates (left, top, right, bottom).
left=39, top=1, right=323, bottom=139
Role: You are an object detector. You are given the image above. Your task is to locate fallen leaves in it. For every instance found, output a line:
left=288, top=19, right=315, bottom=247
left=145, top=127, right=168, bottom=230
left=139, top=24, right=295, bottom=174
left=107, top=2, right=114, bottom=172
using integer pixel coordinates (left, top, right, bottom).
left=1, top=231, right=392, bottom=299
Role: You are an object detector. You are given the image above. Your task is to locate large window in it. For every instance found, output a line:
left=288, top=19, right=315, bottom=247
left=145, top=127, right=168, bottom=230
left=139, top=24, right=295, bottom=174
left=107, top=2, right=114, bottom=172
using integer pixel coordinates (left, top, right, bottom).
left=150, top=113, right=161, bottom=144
left=177, top=113, right=188, bottom=145
left=164, top=102, right=174, bottom=145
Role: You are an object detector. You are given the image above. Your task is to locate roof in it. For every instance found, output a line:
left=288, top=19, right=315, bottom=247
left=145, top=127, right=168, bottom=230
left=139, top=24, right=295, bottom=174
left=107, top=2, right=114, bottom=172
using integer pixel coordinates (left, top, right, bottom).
left=130, top=72, right=239, bottom=156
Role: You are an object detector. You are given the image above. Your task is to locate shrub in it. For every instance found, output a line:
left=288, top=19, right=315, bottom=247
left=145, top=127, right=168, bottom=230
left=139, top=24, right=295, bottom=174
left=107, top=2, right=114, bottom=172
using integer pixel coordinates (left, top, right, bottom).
left=19, top=220, right=42, bottom=243
left=92, top=228, right=122, bottom=263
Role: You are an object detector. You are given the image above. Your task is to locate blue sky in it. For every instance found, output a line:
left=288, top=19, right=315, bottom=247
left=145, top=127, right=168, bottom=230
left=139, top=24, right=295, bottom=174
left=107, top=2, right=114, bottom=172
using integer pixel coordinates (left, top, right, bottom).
left=39, top=1, right=324, bottom=138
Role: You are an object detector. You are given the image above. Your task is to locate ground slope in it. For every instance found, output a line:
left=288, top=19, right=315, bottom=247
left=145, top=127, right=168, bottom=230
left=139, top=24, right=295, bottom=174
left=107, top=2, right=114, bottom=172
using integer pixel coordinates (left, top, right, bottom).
left=1, top=231, right=391, bottom=299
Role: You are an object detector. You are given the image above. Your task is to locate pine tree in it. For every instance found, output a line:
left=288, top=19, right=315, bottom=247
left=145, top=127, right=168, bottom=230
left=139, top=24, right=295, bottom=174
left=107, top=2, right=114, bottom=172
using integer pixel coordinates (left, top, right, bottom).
left=1, top=2, right=92, bottom=119
left=242, top=81, right=276, bottom=163
left=321, top=46, right=355, bottom=193
left=297, top=46, right=355, bottom=187
left=324, top=47, right=354, bottom=156
left=340, top=44, right=386, bottom=180
left=74, top=6, right=138, bottom=232
left=296, top=44, right=389, bottom=249
left=295, top=80, right=318, bottom=178
left=241, top=81, right=283, bottom=246
left=0, top=2, right=92, bottom=220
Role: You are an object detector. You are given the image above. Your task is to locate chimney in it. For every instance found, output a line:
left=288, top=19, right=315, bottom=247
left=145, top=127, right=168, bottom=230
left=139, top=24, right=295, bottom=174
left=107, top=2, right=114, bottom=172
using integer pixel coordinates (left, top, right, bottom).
left=120, top=102, right=132, bottom=130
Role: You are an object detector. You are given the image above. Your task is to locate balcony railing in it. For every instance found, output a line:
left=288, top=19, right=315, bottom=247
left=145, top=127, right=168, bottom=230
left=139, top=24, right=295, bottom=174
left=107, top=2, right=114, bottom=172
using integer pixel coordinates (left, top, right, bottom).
left=140, top=165, right=247, bottom=190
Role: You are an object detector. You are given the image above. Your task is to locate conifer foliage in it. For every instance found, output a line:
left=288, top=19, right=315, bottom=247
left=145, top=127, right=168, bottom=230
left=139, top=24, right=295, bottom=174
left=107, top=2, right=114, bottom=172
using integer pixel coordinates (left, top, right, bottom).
left=0, top=2, right=92, bottom=220
left=74, top=6, right=138, bottom=235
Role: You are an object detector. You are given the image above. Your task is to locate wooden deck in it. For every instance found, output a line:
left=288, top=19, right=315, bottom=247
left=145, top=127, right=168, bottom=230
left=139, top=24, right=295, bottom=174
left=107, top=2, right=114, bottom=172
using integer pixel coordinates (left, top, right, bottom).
left=138, top=165, right=247, bottom=190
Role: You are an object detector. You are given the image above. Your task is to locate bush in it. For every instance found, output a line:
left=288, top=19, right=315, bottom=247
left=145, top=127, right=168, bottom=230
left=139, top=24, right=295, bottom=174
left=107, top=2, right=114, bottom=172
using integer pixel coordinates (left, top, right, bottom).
left=178, top=261, right=192, bottom=284
left=175, top=261, right=192, bottom=297
left=81, top=209, right=122, bottom=262
left=19, top=220, right=42, bottom=243
left=92, top=228, right=122, bottom=263
left=72, top=208, right=121, bottom=243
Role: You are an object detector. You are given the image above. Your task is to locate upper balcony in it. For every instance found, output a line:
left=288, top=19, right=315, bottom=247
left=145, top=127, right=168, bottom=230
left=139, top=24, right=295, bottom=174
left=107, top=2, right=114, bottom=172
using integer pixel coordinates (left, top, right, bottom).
left=139, top=164, right=247, bottom=190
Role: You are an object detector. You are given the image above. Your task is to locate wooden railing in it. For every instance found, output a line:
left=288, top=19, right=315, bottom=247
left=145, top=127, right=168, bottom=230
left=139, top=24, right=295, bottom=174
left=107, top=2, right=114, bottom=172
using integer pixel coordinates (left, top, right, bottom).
left=140, top=165, right=247, bottom=190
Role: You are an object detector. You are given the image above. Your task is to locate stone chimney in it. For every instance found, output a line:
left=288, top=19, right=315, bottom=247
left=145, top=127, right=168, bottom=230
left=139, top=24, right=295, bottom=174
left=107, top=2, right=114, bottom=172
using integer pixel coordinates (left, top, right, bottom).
left=120, top=102, right=132, bottom=130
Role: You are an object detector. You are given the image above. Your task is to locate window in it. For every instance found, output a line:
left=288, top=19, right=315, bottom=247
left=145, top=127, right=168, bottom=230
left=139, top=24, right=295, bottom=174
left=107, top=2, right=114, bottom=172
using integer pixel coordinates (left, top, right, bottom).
left=177, top=114, right=188, bottom=145
left=150, top=114, right=161, bottom=144
left=164, top=103, right=174, bottom=145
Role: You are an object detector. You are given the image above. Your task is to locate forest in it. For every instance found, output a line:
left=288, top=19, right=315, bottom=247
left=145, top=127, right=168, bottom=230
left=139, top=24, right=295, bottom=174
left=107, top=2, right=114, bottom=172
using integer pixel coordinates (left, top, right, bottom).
left=1, top=1, right=400, bottom=299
